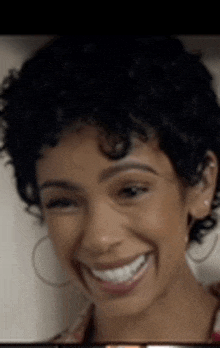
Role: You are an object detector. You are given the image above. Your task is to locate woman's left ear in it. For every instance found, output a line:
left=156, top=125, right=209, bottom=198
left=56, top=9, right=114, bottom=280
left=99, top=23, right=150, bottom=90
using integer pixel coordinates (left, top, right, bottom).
left=188, top=151, right=218, bottom=220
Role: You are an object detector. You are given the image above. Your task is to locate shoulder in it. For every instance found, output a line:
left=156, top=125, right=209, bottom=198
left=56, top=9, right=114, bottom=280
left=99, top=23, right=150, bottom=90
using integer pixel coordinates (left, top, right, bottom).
left=48, top=331, right=66, bottom=343
left=47, top=324, right=85, bottom=344
left=207, top=282, right=220, bottom=343
left=47, top=302, right=94, bottom=343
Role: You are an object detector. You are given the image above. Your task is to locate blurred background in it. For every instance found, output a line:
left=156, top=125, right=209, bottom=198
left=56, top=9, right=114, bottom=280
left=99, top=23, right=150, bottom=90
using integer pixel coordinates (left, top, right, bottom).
left=1, top=35, right=220, bottom=342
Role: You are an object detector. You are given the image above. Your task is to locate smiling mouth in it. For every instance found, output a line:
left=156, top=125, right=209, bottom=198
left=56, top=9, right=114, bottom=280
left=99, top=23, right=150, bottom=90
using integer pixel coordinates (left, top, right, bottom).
left=81, top=253, right=151, bottom=285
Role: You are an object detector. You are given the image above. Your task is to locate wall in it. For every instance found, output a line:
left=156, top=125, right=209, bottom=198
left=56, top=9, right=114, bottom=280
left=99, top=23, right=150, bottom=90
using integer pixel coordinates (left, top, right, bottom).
left=0, top=36, right=87, bottom=343
left=1, top=35, right=220, bottom=342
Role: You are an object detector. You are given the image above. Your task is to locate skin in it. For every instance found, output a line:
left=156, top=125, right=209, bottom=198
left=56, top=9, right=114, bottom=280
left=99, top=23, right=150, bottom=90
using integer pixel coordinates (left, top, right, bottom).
left=36, top=125, right=219, bottom=343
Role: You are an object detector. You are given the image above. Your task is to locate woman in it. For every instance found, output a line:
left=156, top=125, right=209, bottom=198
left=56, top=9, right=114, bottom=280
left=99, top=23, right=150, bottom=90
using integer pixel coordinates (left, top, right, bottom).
left=1, top=35, right=220, bottom=344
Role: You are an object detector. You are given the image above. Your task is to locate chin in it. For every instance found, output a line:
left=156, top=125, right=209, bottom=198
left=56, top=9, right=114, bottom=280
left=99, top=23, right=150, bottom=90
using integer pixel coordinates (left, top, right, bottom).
left=93, top=290, right=155, bottom=319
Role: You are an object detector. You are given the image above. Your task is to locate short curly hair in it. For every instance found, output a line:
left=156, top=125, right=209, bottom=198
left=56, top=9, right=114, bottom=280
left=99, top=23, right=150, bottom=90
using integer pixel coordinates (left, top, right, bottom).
left=0, top=35, right=220, bottom=243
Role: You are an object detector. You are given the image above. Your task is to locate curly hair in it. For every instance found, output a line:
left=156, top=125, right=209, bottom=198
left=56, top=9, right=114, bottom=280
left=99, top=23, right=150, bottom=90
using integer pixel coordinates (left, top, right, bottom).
left=0, top=35, right=220, bottom=243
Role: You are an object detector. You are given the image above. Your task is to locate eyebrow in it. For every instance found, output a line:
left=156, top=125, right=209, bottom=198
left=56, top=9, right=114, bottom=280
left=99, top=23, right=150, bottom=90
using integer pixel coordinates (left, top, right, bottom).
left=39, top=162, right=158, bottom=192
left=99, top=162, right=158, bottom=182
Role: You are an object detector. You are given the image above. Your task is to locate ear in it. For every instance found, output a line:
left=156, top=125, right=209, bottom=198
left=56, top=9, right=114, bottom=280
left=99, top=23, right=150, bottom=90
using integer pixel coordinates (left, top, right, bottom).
left=188, top=151, right=218, bottom=220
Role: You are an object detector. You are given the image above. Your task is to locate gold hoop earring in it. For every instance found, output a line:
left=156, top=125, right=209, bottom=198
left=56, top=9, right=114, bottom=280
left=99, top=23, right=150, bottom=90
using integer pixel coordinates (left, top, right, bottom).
left=32, top=235, right=71, bottom=288
left=186, top=232, right=218, bottom=263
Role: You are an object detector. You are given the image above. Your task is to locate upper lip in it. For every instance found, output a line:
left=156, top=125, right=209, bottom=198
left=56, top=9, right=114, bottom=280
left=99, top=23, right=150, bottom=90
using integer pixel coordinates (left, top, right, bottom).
left=81, top=252, right=150, bottom=271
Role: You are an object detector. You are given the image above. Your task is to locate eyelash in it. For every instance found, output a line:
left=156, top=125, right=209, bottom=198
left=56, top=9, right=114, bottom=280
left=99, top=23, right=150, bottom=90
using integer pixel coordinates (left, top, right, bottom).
left=45, top=198, right=78, bottom=209
left=119, top=185, right=148, bottom=199
left=45, top=185, right=149, bottom=210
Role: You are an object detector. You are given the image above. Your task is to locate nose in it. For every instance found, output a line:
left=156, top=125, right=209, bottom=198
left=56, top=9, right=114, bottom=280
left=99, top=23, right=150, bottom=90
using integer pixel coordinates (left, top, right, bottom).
left=80, top=200, right=125, bottom=255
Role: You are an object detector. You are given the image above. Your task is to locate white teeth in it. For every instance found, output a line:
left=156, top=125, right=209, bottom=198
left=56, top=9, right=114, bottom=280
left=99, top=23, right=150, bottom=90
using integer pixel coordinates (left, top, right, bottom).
left=91, top=254, right=147, bottom=283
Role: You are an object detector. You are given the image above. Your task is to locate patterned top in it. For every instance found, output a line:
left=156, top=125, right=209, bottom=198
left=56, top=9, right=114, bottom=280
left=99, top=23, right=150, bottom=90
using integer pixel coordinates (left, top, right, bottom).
left=48, top=283, right=220, bottom=344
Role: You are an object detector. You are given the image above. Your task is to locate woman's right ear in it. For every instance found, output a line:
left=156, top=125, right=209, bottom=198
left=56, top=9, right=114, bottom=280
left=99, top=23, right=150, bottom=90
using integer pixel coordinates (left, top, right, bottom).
left=187, top=213, right=195, bottom=230
left=187, top=151, right=218, bottom=221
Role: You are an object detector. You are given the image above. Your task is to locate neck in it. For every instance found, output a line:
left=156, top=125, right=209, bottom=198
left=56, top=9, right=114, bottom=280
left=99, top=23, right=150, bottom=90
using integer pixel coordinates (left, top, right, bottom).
left=93, top=264, right=218, bottom=343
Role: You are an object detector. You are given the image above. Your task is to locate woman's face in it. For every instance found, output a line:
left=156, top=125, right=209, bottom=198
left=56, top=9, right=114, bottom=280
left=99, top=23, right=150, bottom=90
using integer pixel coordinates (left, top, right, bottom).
left=36, top=126, right=196, bottom=318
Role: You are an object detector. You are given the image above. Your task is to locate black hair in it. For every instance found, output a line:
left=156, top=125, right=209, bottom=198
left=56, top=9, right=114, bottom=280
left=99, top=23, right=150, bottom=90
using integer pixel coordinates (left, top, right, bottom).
left=1, top=35, right=220, bottom=243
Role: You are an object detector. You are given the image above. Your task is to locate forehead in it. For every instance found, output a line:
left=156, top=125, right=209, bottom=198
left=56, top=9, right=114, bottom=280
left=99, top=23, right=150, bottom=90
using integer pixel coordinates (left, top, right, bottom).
left=36, top=126, right=178, bottom=185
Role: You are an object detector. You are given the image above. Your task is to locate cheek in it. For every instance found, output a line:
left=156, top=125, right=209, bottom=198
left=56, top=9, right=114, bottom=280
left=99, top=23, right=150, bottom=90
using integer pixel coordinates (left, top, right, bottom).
left=130, top=192, right=187, bottom=246
left=46, top=215, right=79, bottom=261
left=46, top=215, right=86, bottom=288
left=129, top=195, right=188, bottom=279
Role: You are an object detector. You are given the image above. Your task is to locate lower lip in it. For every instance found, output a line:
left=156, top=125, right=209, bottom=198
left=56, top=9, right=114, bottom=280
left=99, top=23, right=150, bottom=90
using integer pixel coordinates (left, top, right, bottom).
left=83, top=253, right=152, bottom=296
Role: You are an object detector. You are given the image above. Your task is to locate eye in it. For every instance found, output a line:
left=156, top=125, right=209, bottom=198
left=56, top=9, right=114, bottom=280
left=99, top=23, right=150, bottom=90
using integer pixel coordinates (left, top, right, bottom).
left=45, top=198, right=78, bottom=210
left=118, top=185, right=148, bottom=199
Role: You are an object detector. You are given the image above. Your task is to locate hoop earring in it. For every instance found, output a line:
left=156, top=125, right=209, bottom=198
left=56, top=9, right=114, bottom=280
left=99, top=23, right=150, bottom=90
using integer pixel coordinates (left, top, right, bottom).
left=32, top=236, right=71, bottom=288
left=186, top=232, right=218, bottom=263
